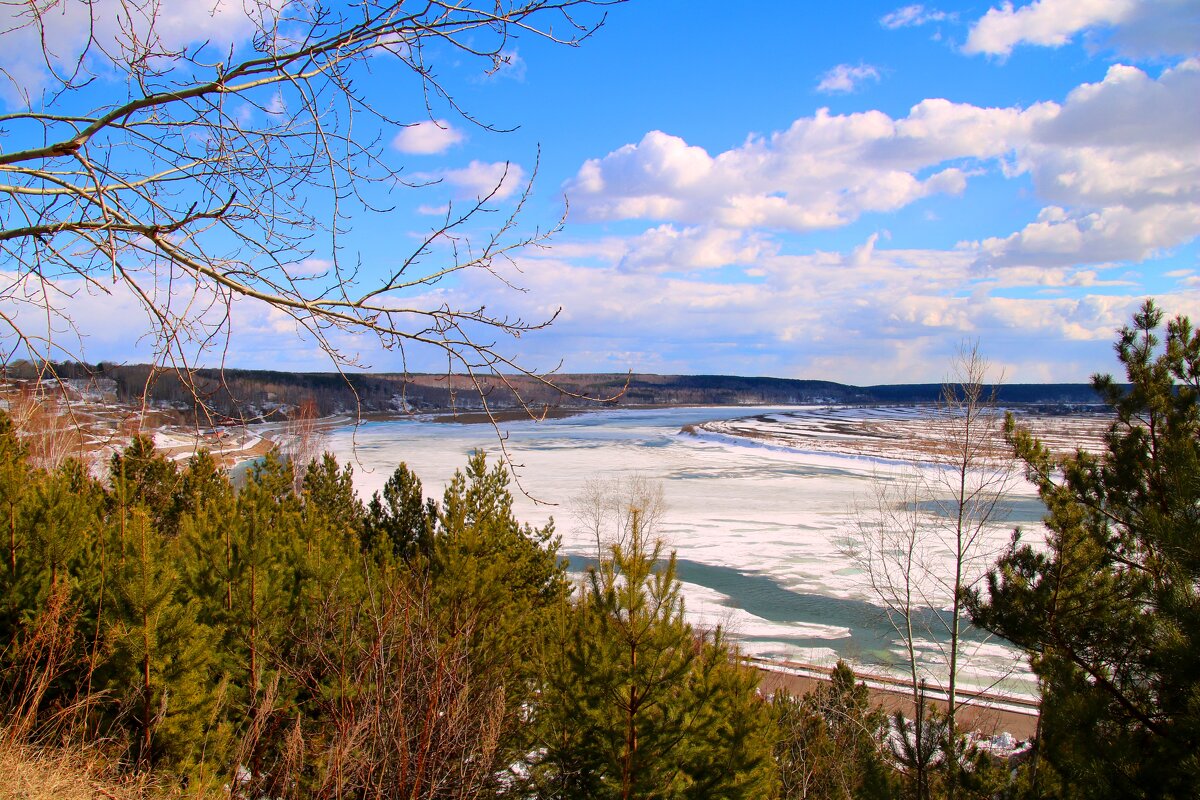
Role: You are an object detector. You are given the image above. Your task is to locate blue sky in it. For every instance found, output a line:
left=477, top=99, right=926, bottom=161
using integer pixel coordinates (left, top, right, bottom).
left=3, top=0, right=1199, bottom=384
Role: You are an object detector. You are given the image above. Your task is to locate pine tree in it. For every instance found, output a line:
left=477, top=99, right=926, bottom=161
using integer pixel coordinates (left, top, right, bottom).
left=970, top=300, right=1200, bottom=797
left=362, top=462, right=436, bottom=564
left=24, top=463, right=98, bottom=591
left=0, top=412, right=36, bottom=641
left=534, top=507, right=776, bottom=799
left=173, top=451, right=301, bottom=785
left=224, top=454, right=298, bottom=720
left=0, top=411, right=30, bottom=583
left=177, top=456, right=240, bottom=640
left=176, top=449, right=231, bottom=523
left=0, top=452, right=101, bottom=736
left=772, top=661, right=895, bottom=800
left=99, top=507, right=217, bottom=774
left=432, top=450, right=565, bottom=662
left=109, top=435, right=183, bottom=535
left=429, top=451, right=567, bottom=788
left=301, top=452, right=364, bottom=539
left=290, top=454, right=366, bottom=631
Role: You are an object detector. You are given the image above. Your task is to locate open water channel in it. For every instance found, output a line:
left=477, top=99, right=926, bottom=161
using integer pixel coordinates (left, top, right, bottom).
left=326, top=405, right=1048, bottom=699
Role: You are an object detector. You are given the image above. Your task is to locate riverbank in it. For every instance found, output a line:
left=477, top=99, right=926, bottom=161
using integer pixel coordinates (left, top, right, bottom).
left=751, top=657, right=1038, bottom=741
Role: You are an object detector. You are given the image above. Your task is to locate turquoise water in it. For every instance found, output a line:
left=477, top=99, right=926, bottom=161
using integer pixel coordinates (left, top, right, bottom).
left=568, top=555, right=999, bottom=669
left=327, top=406, right=1044, bottom=693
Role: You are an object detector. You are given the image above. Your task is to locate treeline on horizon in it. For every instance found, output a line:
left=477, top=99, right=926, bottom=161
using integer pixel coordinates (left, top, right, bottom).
left=3, top=360, right=1105, bottom=422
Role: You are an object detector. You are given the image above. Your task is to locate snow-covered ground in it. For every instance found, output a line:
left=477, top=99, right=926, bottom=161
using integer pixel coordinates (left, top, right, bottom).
left=326, top=405, right=1106, bottom=701
left=0, top=378, right=280, bottom=473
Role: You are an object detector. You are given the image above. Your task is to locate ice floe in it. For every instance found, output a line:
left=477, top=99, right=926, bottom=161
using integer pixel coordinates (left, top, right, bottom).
left=327, top=405, right=1099, bottom=698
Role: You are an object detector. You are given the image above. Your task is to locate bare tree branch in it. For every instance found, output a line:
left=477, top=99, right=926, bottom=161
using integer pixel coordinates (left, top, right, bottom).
left=0, top=0, right=624, bottom=429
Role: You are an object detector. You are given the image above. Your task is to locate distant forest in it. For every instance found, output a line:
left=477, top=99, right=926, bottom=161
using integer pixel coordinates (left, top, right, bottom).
left=3, top=361, right=1104, bottom=422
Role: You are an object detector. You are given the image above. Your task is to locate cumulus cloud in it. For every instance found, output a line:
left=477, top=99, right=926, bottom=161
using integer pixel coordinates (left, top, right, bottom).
left=1020, top=61, right=1200, bottom=209
left=549, top=53, right=1200, bottom=379
left=817, top=63, right=882, bottom=93
left=465, top=231, right=1193, bottom=382
left=1108, top=0, right=1200, bottom=58
left=567, top=60, right=1197, bottom=271
left=968, top=60, right=1200, bottom=267
left=977, top=203, right=1200, bottom=266
left=565, top=103, right=1038, bottom=231
left=965, top=0, right=1135, bottom=55
left=616, top=226, right=775, bottom=274
left=964, top=0, right=1197, bottom=58
left=393, top=120, right=466, bottom=154
left=881, top=5, right=954, bottom=29
left=416, top=160, right=527, bottom=200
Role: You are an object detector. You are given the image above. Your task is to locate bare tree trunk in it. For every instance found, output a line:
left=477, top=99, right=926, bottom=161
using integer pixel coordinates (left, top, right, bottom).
left=138, top=515, right=153, bottom=768
left=282, top=398, right=326, bottom=493
left=851, top=343, right=1016, bottom=798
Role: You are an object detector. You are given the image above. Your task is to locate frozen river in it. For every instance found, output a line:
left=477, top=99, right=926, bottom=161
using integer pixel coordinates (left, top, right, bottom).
left=327, top=405, right=1070, bottom=698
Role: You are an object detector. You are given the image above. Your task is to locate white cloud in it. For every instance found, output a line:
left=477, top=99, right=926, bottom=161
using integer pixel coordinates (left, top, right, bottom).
left=567, top=61, right=1197, bottom=270
left=964, top=0, right=1198, bottom=58
left=977, top=203, right=1200, bottom=266
left=11, top=225, right=1190, bottom=384
left=0, top=0, right=262, bottom=104
left=1020, top=61, right=1200, bottom=209
left=616, top=226, right=775, bottom=274
left=817, top=63, right=882, bottom=93
left=393, top=120, right=466, bottom=155
left=965, top=0, right=1136, bottom=55
left=565, top=104, right=1035, bottom=232
left=881, top=5, right=954, bottom=29
left=1107, top=0, right=1200, bottom=59
left=965, top=60, right=1200, bottom=267
left=416, top=160, right=527, bottom=200
left=289, top=258, right=333, bottom=277
left=474, top=233, right=1198, bottom=382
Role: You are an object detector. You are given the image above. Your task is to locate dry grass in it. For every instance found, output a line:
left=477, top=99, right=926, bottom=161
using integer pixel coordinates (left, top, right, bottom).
left=0, top=735, right=157, bottom=800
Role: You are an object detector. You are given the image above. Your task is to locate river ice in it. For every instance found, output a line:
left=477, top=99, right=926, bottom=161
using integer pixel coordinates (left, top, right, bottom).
left=326, top=405, right=1094, bottom=699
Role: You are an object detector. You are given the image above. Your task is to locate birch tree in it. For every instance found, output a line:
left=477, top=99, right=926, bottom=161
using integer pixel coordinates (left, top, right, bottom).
left=851, top=345, right=1017, bottom=799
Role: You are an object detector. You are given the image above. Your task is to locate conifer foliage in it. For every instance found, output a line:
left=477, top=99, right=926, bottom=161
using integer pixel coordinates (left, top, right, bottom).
left=532, top=508, right=776, bottom=799
left=0, top=425, right=568, bottom=795
left=971, top=300, right=1200, bottom=797
left=771, top=661, right=894, bottom=800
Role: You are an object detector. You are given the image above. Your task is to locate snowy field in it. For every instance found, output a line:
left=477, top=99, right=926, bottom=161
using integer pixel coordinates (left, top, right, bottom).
left=326, top=405, right=1106, bottom=700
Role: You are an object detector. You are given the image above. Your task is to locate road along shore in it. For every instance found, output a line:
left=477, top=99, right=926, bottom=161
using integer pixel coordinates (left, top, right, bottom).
left=750, top=657, right=1038, bottom=741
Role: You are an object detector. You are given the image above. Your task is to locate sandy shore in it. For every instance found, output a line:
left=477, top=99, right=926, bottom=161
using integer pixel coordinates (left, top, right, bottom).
left=752, top=659, right=1038, bottom=740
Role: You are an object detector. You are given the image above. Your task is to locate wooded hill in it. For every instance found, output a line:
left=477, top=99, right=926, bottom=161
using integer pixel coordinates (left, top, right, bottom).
left=3, top=362, right=1103, bottom=422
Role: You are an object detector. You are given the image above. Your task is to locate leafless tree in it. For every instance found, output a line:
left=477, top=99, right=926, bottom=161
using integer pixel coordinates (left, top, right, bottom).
left=923, top=346, right=1017, bottom=763
left=279, top=397, right=326, bottom=491
left=0, top=0, right=622, bottom=422
left=4, top=381, right=85, bottom=471
left=852, top=472, right=938, bottom=798
left=276, top=571, right=507, bottom=800
left=849, top=344, right=1018, bottom=799
left=572, top=474, right=666, bottom=561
